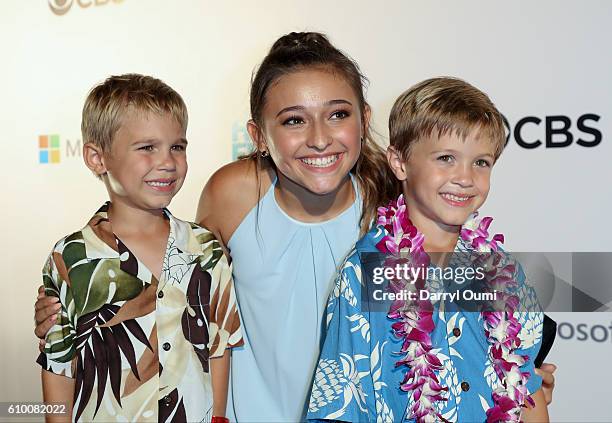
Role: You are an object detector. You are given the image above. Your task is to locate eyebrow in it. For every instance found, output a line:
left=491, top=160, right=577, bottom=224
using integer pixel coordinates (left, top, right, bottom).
left=275, top=99, right=353, bottom=118
left=429, top=149, right=494, bottom=158
left=132, top=137, right=188, bottom=145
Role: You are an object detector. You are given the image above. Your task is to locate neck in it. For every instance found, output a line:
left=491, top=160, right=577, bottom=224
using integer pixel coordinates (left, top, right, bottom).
left=405, top=204, right=461, bottom=253
left=107, top=199, right=167, bottom=236
left=274, top=172, right=354, bottom=223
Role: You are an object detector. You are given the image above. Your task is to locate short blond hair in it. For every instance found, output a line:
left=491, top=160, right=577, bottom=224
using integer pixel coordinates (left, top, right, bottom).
left=81, top=73, right=188, bottom=151
left=389, top=77, right=506, bottom=160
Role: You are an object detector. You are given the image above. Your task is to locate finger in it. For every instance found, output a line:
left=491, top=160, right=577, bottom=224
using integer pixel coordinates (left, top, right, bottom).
left=535, top=368, right=555, bottom=386
left=535, top=370, right=554, bottom=404
left=540, top=362, right=557, bottom=373
left=36, top=285, right=49, bottom=300
left=543, top=389, right=553, bottom=405
left=34, top=296, right=59, bottom=313
left=35, top=302, right=61, bottom=324
left=34, top=313, right=58, bottom=339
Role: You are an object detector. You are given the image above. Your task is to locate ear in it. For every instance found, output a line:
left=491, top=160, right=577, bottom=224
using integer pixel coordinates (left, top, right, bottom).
left=386, top=146, right=408, bottom=181
left=83, top=142, right=107, bottom=176
left=362, top=104, right=372, bottom=137
left=246, top=119, right=268, bottom=154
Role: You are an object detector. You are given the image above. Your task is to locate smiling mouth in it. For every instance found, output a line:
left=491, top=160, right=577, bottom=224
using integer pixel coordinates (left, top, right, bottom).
left=299, top=153, right=341, bottom=168
left=440, top=192, right=474, bottom=205
left=147, top=181, right=173, bottom=187
left=145, top=179, right=176, bottom=191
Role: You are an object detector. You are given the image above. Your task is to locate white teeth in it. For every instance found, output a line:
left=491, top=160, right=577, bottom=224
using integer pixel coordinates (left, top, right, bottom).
left=442, top=193, right=470, bottom=202
left=147, top=181, right=171, bottom=187
left=300, top=154, right=339, bottom=168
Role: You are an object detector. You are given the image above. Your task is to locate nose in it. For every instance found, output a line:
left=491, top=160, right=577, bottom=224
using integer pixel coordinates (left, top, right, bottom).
left=451, top=162, right=474, bottom=188
left=157, top=149, right=177, bottom=172
left=306, top=120, right=333, bottom=151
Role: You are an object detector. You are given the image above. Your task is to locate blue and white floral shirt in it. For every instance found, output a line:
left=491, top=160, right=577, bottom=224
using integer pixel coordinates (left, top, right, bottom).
left=307, top=226, right=543, bottom=423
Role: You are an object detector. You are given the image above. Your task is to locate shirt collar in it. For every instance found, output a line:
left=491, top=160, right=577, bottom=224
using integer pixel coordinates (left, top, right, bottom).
left=81, top=202, right=204, bottom=260
left=356, top=224, right=470, bottom=254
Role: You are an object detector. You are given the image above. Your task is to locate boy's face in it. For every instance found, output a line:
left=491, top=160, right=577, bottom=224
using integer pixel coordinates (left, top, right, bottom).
left=395, top=129, right=496, bottom=232
left=101, top=109, right=188, bottom=211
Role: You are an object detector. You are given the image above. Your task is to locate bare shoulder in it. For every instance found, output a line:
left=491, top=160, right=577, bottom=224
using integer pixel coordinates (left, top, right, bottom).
left=196, top=158, right=273, bottom=248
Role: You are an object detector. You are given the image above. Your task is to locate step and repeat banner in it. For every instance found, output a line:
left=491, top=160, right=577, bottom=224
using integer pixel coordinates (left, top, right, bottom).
left=1, top=1, right=610, bottom=421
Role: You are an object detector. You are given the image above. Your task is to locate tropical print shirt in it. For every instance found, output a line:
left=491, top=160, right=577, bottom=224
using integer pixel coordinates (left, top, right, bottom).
left=37, top=203, right=243, bottom=422
left=307, top=226, right=543, bottom=423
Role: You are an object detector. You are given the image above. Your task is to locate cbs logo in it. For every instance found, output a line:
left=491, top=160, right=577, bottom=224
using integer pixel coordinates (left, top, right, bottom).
left=48, top=0, right=123, bottom=16
left=503, top=114, right=602, bottom=149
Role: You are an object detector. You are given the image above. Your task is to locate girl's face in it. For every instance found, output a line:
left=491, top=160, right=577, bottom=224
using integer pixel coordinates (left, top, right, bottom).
left=253, top=68, right=366, bottom=195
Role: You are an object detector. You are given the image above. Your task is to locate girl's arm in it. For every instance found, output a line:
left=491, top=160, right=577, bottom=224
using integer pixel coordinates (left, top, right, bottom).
left=41, top=370, right=74, bottom=423
left=210, top=350, right=231, bottom=416
left=535, top=363, right=557, bottom=405
left=521, top=388, right=549, bottom=422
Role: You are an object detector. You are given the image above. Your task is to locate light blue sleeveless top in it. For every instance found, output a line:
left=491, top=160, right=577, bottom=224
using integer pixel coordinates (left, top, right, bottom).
left=226, top=175, right=362, bottom=422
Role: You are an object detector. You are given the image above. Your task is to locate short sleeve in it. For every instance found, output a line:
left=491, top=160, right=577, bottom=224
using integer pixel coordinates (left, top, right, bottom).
left=36, top=247, right=77, bottom=378
left=207, top=251, right=243, bottom=358
left=513, top=262, right=544, bottom=395
left=307, top=257, right=376, bottom=422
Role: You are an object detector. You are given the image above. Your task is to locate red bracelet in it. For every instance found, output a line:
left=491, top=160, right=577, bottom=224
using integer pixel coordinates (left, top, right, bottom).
left=211, top=417, right=229, bottom=423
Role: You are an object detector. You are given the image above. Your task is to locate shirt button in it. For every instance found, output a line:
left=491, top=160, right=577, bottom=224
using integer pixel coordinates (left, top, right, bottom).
left=461, top=381, right=470, bottom=392
left=158, top=291, right=164, bottom=299
left=163, top=342, right=171, bottom=351
left=452, top=327, right=461, bottom=337
left=162, top=395, right=172, bottom=405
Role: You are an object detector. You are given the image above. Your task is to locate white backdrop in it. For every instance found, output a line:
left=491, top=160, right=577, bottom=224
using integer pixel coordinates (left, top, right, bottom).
left=1, top=1, right=610, bottom=421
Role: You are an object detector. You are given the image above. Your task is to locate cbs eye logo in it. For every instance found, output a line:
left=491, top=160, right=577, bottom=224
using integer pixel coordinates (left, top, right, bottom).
left=48, top=0, right=124, bottom=16
left=48, top=0, right=72, bottom=15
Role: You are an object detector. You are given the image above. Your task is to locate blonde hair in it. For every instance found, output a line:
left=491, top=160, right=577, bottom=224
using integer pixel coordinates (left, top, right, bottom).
left=389, top=77, right=506, bottom=160
left=81, top=73, right=188, bottom=151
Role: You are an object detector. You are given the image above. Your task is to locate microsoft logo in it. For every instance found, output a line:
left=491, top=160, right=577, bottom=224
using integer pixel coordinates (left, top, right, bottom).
left=39, top=134, right=61, bottom=164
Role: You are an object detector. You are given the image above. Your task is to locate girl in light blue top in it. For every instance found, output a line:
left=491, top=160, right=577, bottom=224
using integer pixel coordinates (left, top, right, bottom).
left=196, top=32, right=397, bottom=422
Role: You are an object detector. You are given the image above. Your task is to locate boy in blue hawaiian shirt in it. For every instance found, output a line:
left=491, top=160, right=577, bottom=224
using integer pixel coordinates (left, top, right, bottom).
left=307, top=77, right=548, bottom=422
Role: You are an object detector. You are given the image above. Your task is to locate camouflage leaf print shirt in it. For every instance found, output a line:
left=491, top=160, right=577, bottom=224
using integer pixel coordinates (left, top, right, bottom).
left=37, top=203, right=243, bottom=422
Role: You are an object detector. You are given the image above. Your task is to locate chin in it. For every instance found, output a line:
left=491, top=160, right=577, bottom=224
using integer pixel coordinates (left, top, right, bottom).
left=307, top=183, right=344, bottom=196
left=306, top=174, right=351, bottom=195
left=436, top=212, right=472, bottom=227
left=144, top=198, right=174, bottom=210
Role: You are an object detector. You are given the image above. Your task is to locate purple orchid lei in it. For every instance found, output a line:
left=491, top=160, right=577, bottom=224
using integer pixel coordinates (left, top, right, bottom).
left=375, top=195, right=533, bottom=423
